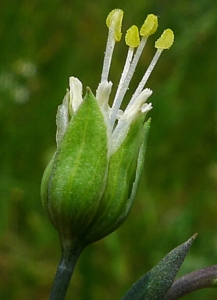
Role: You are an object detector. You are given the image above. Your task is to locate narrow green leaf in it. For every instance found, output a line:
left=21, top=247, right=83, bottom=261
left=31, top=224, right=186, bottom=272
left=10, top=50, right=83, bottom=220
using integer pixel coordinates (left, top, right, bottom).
left=121, top=234, right=197, bottom=300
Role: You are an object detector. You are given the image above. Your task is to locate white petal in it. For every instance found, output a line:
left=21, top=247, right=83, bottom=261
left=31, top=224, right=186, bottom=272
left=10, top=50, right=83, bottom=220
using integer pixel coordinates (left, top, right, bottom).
left=96, top=80, right=112, bottom=110
left=141, top=102, right=153, bottom=113
left=56, top=91, right=70, bottom=147
left=69, top=76, right=83, bottom=113
left=123, top=88, right=152, bottom=120
left=111, top=88, right=152, bottom=154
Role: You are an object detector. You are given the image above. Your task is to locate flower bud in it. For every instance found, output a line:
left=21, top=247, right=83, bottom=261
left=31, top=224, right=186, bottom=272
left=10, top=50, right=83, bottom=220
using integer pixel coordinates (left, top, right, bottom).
left=41, top=9, right=174, bottom=245
left=41, top=84, right=150, bottom=244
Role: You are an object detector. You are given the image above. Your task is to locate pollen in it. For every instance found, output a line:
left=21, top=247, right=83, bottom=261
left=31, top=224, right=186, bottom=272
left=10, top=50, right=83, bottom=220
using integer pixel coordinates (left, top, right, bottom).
left=106, top=9, right=124, bottom=42
left=140, top=14, right=158, bottom=37
left=155, top=29, right=174, bottom=49
left=125, top=25, right=140, bottom=48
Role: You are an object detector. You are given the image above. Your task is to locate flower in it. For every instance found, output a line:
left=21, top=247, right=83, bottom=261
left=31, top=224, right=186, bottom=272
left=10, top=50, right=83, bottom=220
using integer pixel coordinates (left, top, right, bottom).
left=41, top=9, right=174, bottom=245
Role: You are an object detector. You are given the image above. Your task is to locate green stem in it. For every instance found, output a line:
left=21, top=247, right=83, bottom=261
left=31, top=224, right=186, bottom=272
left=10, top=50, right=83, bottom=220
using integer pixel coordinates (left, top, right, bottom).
left=50, top=237, right=84, bottom=300
left=164, top=265, right=217, bottom=300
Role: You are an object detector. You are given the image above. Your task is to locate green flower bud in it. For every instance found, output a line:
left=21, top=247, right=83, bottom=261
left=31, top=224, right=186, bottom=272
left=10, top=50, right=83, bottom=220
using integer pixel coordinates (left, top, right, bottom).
left=41, top=81, right=150, bottom=244
left=41, top=9, right=173, bottom=245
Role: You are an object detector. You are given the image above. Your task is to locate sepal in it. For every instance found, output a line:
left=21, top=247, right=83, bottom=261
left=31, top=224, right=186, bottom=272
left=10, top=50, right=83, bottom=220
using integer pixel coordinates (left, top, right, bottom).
left=41, top=88, right=109, bottom=239
left=85, top=117, right=150, bottom=243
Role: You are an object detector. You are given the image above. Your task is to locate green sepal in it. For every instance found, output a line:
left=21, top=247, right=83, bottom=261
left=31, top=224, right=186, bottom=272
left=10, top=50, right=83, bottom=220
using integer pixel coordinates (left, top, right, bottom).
left=121, top=234, right=197, bottom=300
left=41, top=88, right=108, bottom=239
left=41, top=154, right=55, bottom=223
left=85, top=116, right=150, bottom=244
left=124, top=119, right=151, bottom=216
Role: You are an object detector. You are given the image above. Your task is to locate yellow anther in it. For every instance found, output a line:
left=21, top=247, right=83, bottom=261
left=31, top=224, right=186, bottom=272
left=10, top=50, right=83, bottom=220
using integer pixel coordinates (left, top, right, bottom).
left=140, top=14, right=158, bottom=37
left=155, top=29, right=174, bottom=49
left=125, top=25, right=140, bottom=48
left=106, top=9, right=124, bottom=42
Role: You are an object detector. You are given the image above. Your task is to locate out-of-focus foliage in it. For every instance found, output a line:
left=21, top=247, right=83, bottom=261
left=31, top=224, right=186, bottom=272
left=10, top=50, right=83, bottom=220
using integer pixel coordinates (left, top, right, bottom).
left=0, top=0, right=217, bottom=299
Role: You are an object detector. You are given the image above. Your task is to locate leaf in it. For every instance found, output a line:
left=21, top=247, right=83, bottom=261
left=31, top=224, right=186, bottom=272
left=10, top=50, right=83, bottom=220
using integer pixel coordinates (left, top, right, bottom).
left=121, top=234, right=197, bottom=300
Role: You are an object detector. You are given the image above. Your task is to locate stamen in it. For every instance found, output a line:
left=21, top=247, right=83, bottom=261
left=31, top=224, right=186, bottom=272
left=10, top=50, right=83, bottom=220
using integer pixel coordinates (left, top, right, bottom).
left=126, top=28, right=174, bottom=111
left=109, top=25, right=140, bottom=128
left=123, top=14, right=158, bottom=88
left=101, top=9, right=123, bottom=83
left=109, top=14, right=158, bottom=129
left=127, top=49, right=162, bottom=109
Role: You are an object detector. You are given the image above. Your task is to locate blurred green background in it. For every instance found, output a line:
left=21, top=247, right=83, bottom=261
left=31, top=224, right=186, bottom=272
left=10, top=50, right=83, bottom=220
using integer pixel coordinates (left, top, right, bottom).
left=0, top=0, right=217, bottom=299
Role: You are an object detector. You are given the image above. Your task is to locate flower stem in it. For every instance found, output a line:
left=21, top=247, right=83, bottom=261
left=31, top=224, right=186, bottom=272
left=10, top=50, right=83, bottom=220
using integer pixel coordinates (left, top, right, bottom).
left=50, top=237, right=84, bottom=300
left=164, top=265, right=217, bottom=300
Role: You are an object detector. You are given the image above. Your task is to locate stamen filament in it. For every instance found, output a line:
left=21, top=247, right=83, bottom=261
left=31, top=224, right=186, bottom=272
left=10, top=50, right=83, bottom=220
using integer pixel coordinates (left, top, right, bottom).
left=109, top=25, right=140, bottom=128
left=126, top=28, right=174, bottom=110
left=101, top=27, right=116, bottom=83
left=101, top=9, right=123, bottom=83
left=110, top=37, right=148, bottom=129
left=109, top=47, right=134, bottom=127
left=126, top=49, right=162, bottom=110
